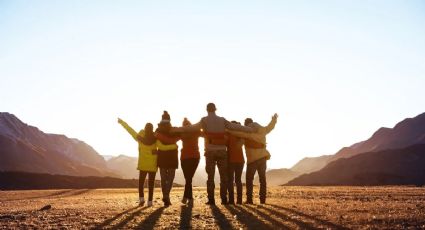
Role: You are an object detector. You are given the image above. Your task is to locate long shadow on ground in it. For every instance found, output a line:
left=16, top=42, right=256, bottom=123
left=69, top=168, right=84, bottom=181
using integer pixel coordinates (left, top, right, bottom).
left=136, top=207, right=165, bottom=230
left=223, top=204, right=278, bottom=230
left=209, top=205, right=233, bottom=230
left=236, top=205, right=291, bottom=229
left=94, top=206, right=142, bottom=229
left=179, top=203, right=193, bottom=230
left=267, top=203, right=348, bottom=229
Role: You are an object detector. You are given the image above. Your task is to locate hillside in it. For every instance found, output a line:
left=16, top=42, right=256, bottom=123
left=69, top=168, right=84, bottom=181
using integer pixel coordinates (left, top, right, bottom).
left=290, top=112, right=425, bottom=174
left=286, top=144, right=425, bottom=186
left=0, top=113, right=116, bottom=177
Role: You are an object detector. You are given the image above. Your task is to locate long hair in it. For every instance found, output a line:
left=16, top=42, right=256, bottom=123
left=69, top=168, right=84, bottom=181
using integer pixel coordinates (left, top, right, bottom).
left=138, top=123, right=156, bottom=145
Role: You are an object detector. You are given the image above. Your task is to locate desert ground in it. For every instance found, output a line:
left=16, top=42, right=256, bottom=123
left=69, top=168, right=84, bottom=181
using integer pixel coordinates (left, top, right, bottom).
left=1, top=186, right=424, bottom=229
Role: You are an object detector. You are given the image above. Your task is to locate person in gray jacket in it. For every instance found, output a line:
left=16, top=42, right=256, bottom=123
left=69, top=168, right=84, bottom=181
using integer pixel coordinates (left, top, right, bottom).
left=172, top=103, right=253, bottom=205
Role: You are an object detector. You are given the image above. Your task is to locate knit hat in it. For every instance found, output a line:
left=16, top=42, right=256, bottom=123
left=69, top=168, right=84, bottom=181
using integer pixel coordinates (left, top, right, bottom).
left=161, top=111, right=171, bottom=123
left=182, top=118, right=191, bottom=126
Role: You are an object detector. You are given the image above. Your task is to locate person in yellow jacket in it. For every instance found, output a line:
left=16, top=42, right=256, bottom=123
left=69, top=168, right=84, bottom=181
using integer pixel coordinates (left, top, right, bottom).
left=118, top=118, right=158, bottom=207
left=227, top=113, right=278, bottom=204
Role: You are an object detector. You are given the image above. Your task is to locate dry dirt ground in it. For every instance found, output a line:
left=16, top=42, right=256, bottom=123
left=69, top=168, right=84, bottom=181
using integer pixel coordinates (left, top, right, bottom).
left=1, top=186, right=425, bottom=229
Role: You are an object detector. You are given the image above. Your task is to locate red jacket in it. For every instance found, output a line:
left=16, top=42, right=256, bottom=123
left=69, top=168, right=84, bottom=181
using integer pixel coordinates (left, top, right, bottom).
left=227, top=134, right=245, bottom=163
left=180, top=132, right=201, bottom=160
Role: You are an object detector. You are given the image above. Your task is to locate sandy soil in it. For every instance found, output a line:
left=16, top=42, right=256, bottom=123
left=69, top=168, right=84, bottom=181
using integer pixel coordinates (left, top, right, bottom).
left=1, top=186, right=424, bottom=229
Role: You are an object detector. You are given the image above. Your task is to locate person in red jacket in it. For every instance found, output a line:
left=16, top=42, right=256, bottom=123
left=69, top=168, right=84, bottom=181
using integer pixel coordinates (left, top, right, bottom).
left=227, top=121, right=245, bottom=205
left=180, top=118, right=202, bottom=204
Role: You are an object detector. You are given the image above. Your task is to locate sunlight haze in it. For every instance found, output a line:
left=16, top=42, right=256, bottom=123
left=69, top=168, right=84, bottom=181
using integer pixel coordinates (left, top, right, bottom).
left=1, top=0, right=425, bottom=169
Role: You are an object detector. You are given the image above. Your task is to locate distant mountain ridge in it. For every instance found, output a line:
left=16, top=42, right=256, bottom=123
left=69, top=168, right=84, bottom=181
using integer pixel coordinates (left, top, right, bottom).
left=290, top=112, right=425, bottom=174
left=287, top=144, right=425, bottom=186
left=0, top=112, right=116, bottom=177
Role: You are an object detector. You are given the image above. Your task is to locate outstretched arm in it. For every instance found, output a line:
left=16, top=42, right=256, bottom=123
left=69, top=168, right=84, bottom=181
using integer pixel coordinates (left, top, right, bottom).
left=264, top=113, right=278, bottom=134
left=171, top=121, right=202, bottom=133
left=225, top=120, right=254, bottom=132
left=117, top=118, right=138, bottom=141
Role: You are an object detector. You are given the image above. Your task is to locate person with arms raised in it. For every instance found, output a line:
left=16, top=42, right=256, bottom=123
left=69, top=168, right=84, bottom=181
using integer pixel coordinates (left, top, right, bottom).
left=117, top=118, right=157, bottom=207
left=172, top=103, right=253, bottom=205
left=227, top=113, right=278, bottom=204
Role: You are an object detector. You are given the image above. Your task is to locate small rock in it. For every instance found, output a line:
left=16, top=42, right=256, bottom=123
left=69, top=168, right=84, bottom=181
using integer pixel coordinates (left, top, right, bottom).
left=0, top=215, right=14, bottom=220
left=40, top=205, right=52, bottom=211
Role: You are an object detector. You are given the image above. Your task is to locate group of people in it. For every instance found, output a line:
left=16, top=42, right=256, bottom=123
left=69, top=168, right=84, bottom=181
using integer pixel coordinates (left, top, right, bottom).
left=118, top=103, right=278, bottom=207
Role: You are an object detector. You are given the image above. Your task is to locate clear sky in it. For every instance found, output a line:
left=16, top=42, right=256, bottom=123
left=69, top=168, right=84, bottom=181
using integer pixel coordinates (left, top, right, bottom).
left=1, top=0, right=425, bottom=169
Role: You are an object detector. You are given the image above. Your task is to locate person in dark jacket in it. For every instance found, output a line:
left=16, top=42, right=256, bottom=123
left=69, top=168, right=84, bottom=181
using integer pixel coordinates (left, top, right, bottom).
left=155, top=111, right=180, bottom=206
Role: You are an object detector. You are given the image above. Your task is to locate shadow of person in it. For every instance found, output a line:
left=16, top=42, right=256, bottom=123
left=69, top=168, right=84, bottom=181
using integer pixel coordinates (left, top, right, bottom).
left=266, top=204, right=347, bottom=229
left=223, top=204, right=277, bottom=230
left=236, top=205, right=290, bottom=229
left=94, top=206, right=147, bottom=229
left=136, top=207, right=165, bottom=230
left=179, top=202, right=193, bottom=230
left=209, top=205, right=233, bottom=230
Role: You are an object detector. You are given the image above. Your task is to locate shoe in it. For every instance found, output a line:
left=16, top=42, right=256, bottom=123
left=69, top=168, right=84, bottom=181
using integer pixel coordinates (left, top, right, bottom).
left=139, top=197, right=145, bottom=206
left=260, top=200, right=266, bottom=204
left=221, top=200, right=229, bottom=205
left=187, top=199, right=194, bottom=206
left=147, top=201, right=153, bottom=207
left=245, top=200, right=253, bottom=205
left=228, top=199, right=235, bottom=205
left=205, top=200, right=216, bottom=206
left=181, top=197, right=188, bottom=204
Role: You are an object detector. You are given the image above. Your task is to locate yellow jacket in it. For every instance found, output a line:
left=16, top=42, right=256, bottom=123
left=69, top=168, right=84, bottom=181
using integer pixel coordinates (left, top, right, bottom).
left=227, top=115, right=277, bottom=164
left=119, top=120, right=158, bottom=172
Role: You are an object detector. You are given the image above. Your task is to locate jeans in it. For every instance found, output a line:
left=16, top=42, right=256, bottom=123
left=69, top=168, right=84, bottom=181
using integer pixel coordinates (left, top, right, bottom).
left=160, top=168, right=176, bottom=201
left=227, top=162, right=244, bottom=203
left=181, top=158, right=200, bottom=199
left=139, top=171, right=156, bottom=201
left=246, top=157, right=267, bottom=203
left=205, top=150, right=228, bottom=202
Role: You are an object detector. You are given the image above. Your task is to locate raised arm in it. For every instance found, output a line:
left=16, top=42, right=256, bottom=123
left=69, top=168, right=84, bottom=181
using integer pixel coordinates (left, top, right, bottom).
left=264, top=113, right=278, bottom=134
left=117, top=118, right=138, bottom=141
left=225, top=120, right=254, bottom=133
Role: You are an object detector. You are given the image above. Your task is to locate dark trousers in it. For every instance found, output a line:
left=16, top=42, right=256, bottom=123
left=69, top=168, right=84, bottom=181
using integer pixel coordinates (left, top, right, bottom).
left=181, top=158, right=200, bottom=199
left=205, top=150, right=228, bottom=202
left=246, top=157, right=267, bottom=203
left=160, top=168, right=176, bottom=201
left=139, top=171, right=156, bottom=201
left=227, top=162, right=244, bottom=203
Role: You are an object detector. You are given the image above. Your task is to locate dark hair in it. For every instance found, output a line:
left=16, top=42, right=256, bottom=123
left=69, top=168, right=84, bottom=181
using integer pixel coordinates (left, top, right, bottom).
left=138, top=123, right=156, bottom=145
left=231, top=120, right=241, bottom=125
left=206, top=103, right=216, bottom=112
left=244, top=118, right=253, bottom=126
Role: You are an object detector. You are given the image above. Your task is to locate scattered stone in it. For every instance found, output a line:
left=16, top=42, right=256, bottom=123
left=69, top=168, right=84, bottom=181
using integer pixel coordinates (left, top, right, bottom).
left=40, top=205, right=52, bottom=211
left=0, top=214, right=14, bottom=220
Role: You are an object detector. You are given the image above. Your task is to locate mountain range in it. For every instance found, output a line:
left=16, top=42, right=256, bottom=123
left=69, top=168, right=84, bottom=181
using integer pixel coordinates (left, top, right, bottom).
left=1, top=111, right=425, bottom=187
left=283, top=112, right=425, bottom=185
left=0, top=112, right=116, bottom=177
